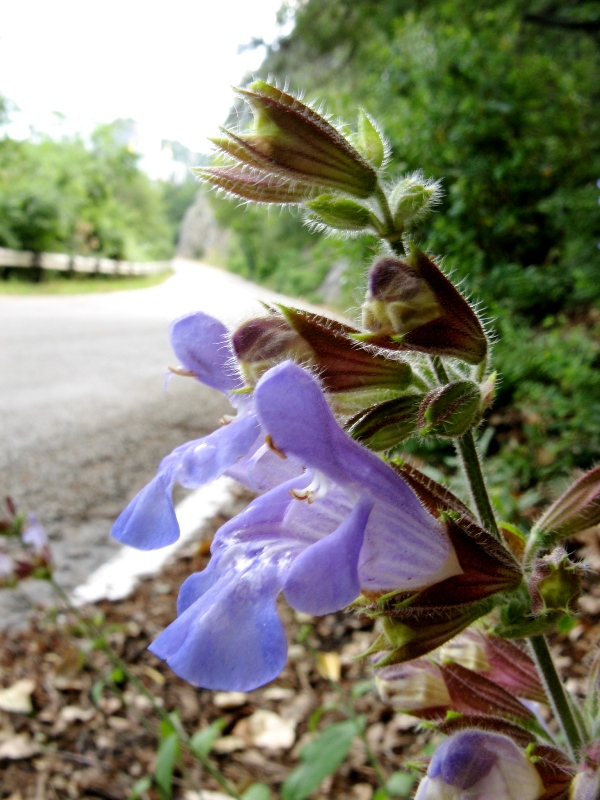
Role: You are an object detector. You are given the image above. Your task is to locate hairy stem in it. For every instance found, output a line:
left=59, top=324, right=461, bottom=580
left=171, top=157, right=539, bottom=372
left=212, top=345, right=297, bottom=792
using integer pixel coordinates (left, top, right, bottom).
left=429, top=355, right=500, bottom=539
left=529, top=634, right=583, bottom=760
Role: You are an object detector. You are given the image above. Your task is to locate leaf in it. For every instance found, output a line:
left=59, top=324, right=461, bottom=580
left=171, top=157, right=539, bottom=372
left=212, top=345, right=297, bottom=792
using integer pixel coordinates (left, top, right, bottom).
left=90, top=679, right=105, bottom=705
left=190, top=719, right=227, bottom=759
left=385, top=771, right=416, bottom=797
left=127, top=776, right=152, bottom=800
left=281, top=717, right=365, bottom=800
left=241, top=783, right=272, bottom=800
left=154, top=732, right=180, bottom=800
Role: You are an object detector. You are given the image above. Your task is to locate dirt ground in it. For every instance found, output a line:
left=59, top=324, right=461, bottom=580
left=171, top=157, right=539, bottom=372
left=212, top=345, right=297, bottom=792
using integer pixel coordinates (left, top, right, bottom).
left=1, top=503, right=599, bottom=800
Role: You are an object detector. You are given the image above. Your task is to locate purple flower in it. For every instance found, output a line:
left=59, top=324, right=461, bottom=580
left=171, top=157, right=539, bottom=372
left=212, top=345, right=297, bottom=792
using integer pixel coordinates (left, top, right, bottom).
left=415, top=730, right=543, bottom=800
left=22, top=513, right=49, bottom=554
left=112, top=312, right=272, bottom=550
left=149, top=361, right=461, bottom=690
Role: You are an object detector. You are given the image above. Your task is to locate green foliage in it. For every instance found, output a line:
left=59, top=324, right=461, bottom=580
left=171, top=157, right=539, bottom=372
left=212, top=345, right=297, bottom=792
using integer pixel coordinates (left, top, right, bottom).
left=242, top=784, right=273, bottom=800
left=189, top=719, right=226, bottom=758
left=281, top=717, right=366, bottom=800
left=0, top=117, right=186, bottom=261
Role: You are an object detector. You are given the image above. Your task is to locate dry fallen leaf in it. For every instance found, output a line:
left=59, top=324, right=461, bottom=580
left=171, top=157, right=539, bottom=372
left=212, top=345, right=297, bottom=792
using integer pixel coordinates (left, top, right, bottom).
left=235, top=709, right=296, bottom=750
left=212, top=691, right=248, bottom=709
left=316, top=651, right=341, bottom=682
left=0, top=733, right=40, bottom=760
left=0, top=679, right=35, bottom=714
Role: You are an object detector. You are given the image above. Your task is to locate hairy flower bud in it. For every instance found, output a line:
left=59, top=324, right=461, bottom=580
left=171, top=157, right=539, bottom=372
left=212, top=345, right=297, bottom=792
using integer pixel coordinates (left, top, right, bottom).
left=389, top=172, right=442, bottom=229
left=232, top=316, right=313, bottom=385
left=418, top=381, right=483, bottom=438
left=374, top=658, right=451, bottom=715
left=529, top=548, right=582, bottom=615
left=305, top=195, right=372, bottom=231
left=360, top=247, right=488, bottom=365
left=356, top=109, right=386, bottom=168
left=529, top=465, right=600, bottom=553
left=414, top=730, right=544, bottom=800
left=347, top=394, right=422, bottom=450
left=571, top=768, right=600, bottom=800
left=203, top=81, right=379, bottom=201
left=362, top=256, right=441, bottom=335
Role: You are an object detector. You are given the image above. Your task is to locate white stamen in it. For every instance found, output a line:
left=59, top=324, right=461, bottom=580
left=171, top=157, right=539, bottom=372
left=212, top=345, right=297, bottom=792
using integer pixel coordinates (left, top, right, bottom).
left=290, top=472, right=330, bottom=504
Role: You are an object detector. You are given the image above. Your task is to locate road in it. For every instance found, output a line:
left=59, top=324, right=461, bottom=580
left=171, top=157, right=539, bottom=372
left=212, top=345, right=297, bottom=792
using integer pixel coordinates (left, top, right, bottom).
left=0, top=259, right=306, bottom=626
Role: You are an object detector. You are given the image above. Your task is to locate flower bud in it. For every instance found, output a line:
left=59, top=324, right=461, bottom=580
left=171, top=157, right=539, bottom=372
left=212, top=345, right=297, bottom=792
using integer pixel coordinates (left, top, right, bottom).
left=356, top=109, right=386, bottom=168
left=569, top=769, right=600, bottom=800
left=205, top=81, right=378, bottom=200
left=414, top=730, right=544, bottom=800
left=305, top=195, right=372, bottom=231
left=418, top=381, right=483, bottom=438
left=389, top=172, right=442, bottom=229
left=529, top=548, right=581, bottom=615
left=232, top=316, right=313, bottom=385
left=530, top=465, right=600, bottom=552
left=374, top=658, right=451, bottom=715
left=362, top=256, right=441, bottom=336
left=360, top=247, right=488, bottom=365
left=571, top=768, right=600, bottom=800
left=346, top=394, right=422, bottom=450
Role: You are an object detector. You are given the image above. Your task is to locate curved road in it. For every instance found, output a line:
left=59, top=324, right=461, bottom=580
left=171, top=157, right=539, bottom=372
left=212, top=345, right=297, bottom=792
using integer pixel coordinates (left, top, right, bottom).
left=0, top=259, right=312, bottom=626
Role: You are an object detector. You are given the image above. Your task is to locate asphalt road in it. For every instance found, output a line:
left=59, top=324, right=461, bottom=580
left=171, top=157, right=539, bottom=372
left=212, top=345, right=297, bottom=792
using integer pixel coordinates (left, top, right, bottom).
left=0, top=259, right=296, bottom=626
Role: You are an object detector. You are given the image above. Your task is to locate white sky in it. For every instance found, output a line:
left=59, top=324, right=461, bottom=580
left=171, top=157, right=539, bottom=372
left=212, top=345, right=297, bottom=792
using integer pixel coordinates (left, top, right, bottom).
left=0, top=0, right=290, bottom=158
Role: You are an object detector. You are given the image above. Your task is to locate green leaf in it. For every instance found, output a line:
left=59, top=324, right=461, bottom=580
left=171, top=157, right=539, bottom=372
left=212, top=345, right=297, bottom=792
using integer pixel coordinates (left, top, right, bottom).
left=242, top=782, right=272, bottom=800
left=189, top=719, right=226, bottom=759
left=281, top=717, right=366, bottom=800
left=386, top=771, right=416, bottom=797
left=154, top=732, right=180, bottom=800
left=110, top=666, right=126, bottom=685
left=90, top=680, right=104, bottom=705
left=350, top=680, right=374, bottom=699
left=372, top=790, right=390, bottom=800
left=127, top=776, right=152, bottom=800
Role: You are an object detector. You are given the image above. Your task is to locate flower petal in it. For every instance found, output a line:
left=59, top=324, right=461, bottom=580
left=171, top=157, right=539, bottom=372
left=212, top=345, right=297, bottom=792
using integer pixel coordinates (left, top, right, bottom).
left=149, top=564, right=288, bottom=691
left=283, top=493, right=372, bottom=615
left=169, top=312, right=241, bottom=393
left=179, top=413, right=261, bottom=488
left=256, top=362, right=461, bottom=589
left=112, top=471, right=179, bottom=549
left=255, top=361, right=431, bottom=512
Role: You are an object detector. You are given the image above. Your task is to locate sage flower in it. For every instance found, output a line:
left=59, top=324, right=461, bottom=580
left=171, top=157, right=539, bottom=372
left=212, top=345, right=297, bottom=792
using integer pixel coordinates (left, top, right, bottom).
left=112, top=312, right=281, bottom=550
left=415, top=730, right=544, bottom=800
left=149, top=362, right=461, bottom=690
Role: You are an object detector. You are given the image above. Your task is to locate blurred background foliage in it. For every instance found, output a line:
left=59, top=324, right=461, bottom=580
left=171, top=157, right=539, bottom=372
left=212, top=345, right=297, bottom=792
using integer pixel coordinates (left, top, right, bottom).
left=209, top=0, right=600, bottom=510
left=0, top=104, right=195, bottom=261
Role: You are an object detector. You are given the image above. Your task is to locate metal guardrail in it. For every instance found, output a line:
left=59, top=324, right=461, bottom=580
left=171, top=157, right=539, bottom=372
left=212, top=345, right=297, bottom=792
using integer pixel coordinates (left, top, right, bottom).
left=0, top=247, right=171, bottom=276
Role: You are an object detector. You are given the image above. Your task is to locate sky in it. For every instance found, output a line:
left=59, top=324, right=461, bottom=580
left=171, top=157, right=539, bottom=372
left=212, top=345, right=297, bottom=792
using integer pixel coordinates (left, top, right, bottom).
left=0, top=0, right=292, bottom=171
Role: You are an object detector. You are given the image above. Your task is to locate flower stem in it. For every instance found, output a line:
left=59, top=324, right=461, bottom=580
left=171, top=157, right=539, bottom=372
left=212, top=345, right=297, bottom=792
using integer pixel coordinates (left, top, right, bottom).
left=429, top=355, right=500, bottom=539
left=529, top=634, right=583, bottom=760
left=428, top=359, right=584, bottom=761
left=374, top=183, right=400, bottom=246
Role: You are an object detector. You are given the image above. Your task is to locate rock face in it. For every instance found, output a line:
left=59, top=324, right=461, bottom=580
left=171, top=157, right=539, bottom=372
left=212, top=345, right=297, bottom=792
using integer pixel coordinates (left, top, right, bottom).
left=177, top=190, right=229, bottom=262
